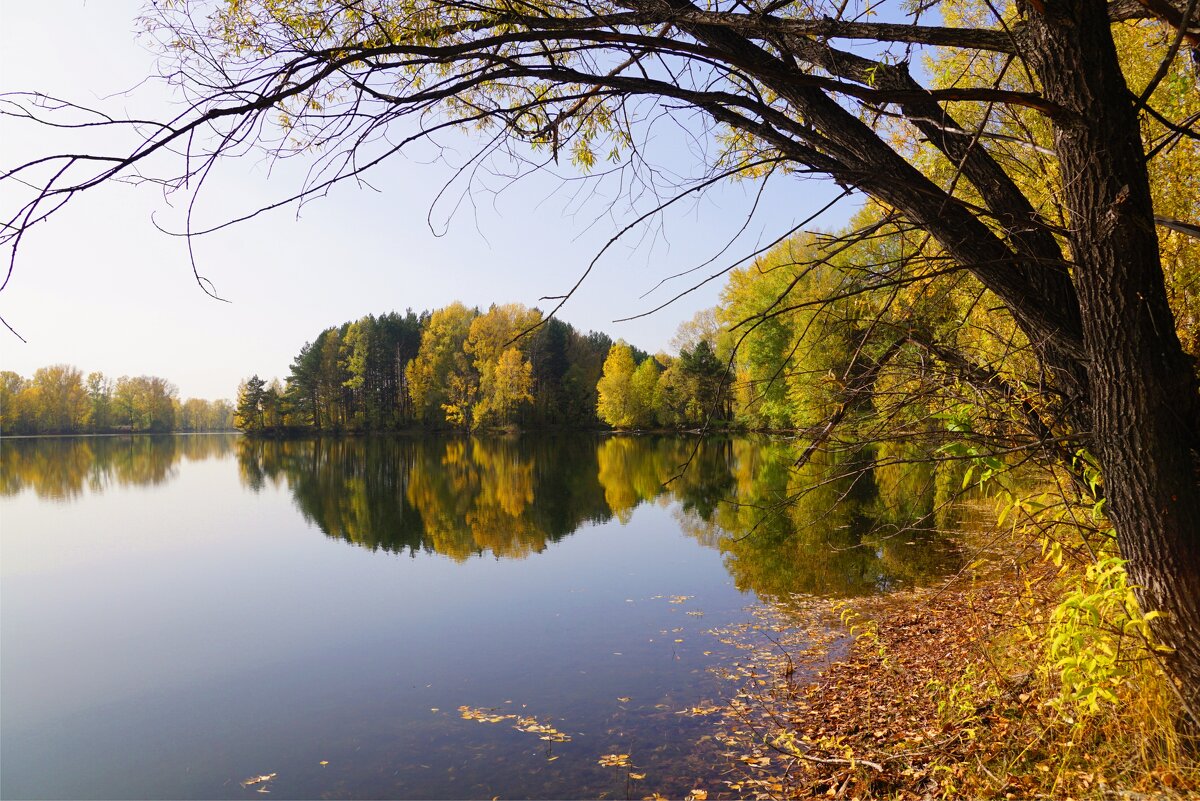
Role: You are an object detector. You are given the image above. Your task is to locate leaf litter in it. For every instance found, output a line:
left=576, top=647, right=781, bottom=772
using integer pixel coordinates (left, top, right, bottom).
left=457, top=705, right=572, bottom=743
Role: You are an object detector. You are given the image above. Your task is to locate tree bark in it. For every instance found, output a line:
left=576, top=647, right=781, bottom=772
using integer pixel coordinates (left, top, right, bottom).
left=1026, top=0, right=1200, bottom=721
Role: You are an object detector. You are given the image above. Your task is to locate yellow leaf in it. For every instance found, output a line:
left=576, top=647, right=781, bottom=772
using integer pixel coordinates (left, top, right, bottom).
left=598, top=753, right=632, bottom=767
left=240, top=774, right=277, bottom=788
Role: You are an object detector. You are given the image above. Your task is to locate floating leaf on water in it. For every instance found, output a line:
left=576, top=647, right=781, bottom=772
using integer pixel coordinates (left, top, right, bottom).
left=598, top=753, right=631, bottom=767
left=458, top=705, right=518, bottom=724
left=616, top=697, right=631, bottom=703
left=680, top=705, right=721, bottom=716
left=240, top=773, right=277, bottom=787
left=511, top=713, right=572, bottom=742
left=318, top=761, right=329, bottom=766
left=430, top=708, right=439, bottom=713
left=739, top=755, right=771, bottom=767
left=547, top=755, right=559, bottom=762
left=629, top=772, right=647, bottom=780
left=687, top=791, right=708, bottom=800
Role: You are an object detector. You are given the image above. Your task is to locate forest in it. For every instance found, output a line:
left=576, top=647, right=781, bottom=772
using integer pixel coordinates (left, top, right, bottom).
left=229, top=283, right=824, bottom=436
left=1, top=366, right=234, bottom=435
left=234, top=304, right=642, bottom=433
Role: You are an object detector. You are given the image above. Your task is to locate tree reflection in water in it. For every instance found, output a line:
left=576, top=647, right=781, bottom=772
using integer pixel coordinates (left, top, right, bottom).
left=0, top=433, right=961, bottom=595
left=0, top=434, right=234, bottom=501
left=235, top=434, right=962, bottom=596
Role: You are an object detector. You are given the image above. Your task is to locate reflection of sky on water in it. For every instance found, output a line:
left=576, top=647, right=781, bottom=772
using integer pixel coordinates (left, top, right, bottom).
left=1, top=433, right=960, bottom=799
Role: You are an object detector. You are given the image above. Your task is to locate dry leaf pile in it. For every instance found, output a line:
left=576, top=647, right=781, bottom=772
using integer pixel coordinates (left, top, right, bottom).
left=705, top=566, right=1200, bottom=800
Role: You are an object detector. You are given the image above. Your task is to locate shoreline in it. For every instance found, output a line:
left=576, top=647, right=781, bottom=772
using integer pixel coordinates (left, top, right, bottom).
left=706, top=556, right=1200, bottom=799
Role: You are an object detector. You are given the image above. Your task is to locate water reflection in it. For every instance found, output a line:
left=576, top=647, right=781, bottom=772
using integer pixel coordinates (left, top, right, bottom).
left=235, top=434, right=962, bottom=596
left=236, top=436, right=614, bottom=560
left=2, top=433, right=962, bottom=596
left=0, top=434, right=236, bottom=501
left=675, top=439, right=963, bottom=596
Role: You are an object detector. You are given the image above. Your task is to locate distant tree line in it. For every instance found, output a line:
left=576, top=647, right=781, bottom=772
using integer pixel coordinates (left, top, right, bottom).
left=235, top=305, right=639, bottom=433
left=233, top=302, right=772, bottom=435
left=1, top=365, right=234, bottom=435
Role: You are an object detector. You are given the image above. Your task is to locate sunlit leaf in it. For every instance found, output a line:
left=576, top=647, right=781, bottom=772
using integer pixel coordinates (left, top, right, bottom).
left=240, top=773, right=277, bottom=788
left=598, top=753, right=632, bottom=767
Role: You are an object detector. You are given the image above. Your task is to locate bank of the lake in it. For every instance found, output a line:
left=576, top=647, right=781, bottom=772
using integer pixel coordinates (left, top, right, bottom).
left=705, top=533, right=1200, bottom=800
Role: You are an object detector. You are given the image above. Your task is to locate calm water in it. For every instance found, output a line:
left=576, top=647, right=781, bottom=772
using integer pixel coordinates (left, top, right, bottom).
left=1, top=434, right=960, bottom=799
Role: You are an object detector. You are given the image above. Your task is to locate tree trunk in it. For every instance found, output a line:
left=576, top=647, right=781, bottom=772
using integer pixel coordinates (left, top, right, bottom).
left=1027, top=0, right=1200, bottom=721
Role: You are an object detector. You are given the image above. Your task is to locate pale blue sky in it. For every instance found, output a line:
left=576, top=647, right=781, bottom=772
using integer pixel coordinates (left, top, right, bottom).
left=0, top=1, right=852, bottom=400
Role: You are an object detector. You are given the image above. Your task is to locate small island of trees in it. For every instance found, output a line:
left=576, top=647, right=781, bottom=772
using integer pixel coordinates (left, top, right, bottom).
left=232, top=302, right=736, bottom=434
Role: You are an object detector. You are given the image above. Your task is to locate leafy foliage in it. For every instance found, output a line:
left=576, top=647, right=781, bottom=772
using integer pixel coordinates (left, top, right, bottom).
left=1, top=365, right=231, bottom=435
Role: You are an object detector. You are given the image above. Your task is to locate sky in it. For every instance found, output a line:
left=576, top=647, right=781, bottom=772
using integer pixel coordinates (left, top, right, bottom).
left=0, top=1, right=852, bottom=400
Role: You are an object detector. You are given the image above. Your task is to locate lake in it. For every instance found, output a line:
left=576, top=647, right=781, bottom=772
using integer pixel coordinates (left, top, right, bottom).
left=0, top=434, right=960, bottom=799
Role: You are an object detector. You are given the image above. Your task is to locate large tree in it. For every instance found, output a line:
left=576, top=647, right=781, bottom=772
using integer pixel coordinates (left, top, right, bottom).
left=2, top=0, right=1199, bottom=714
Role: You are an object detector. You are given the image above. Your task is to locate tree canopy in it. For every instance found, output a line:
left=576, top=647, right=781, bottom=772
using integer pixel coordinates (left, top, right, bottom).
left=1, top=365, right=233, bottom=435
